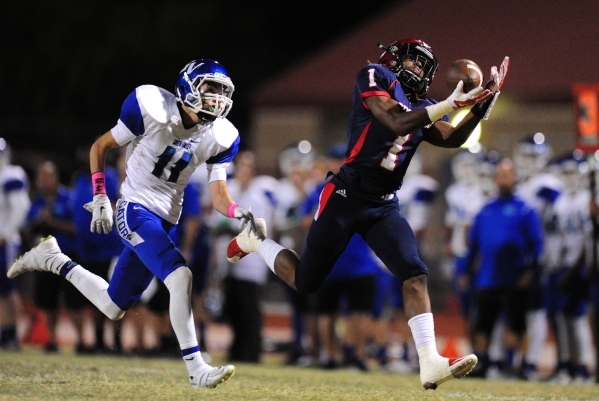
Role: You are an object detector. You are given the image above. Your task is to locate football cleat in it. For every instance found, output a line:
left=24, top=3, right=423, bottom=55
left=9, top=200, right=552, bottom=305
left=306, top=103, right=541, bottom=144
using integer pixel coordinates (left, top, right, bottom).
left=420, top=354, right=478, bottom=390
left=190, top=364, right=235, bottom=388
left=7, top=236, right=70, bottom=278
left=226, top=217, right=267, bottom=263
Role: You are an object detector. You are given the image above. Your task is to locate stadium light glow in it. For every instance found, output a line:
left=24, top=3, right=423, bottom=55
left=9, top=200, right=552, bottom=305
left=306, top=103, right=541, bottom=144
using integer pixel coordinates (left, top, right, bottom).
left=298, top=140, right=312, bottom=154
left=450, top=109, right=481, bottom=149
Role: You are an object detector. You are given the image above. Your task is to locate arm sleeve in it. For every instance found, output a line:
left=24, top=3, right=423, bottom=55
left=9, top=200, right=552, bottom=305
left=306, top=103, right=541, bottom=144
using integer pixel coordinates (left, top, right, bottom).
left=205, top=163, right=230, bottom=183
left=205, top=135, right=239, bottom=183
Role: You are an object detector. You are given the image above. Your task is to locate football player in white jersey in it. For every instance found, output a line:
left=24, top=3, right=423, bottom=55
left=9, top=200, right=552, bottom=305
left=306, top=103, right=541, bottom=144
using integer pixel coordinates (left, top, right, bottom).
left=7, top=59, right=254, bottom=388
left=544, top=152, right=594, bottom=383
left=444, top=149, right=486, bottom=346
left=513, top=133, right=562, bottom=380
left=0, top=139, right=30, bottom=349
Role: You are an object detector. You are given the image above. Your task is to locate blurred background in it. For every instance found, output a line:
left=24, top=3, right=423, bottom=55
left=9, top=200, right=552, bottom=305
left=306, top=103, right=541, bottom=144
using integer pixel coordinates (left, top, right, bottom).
left=5, top=0, right=599, bottom=262
left=3, top=0, right=599, bottom=380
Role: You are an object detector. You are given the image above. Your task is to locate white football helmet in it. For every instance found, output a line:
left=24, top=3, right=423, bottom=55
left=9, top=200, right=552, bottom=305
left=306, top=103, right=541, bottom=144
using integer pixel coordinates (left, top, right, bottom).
left=513, top=133, right=552, bottom=181
left=175, top=59, right=234, bottom=122
left=555, top=150, right=588, bottom=193
left=450, top=149, right=482, bottom=185
left=278, top=142, right=314, bottom=177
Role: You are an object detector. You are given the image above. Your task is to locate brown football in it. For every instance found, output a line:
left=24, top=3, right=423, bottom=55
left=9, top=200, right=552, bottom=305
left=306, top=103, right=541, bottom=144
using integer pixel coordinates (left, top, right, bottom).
left=446, top=59, right=483, bottom=92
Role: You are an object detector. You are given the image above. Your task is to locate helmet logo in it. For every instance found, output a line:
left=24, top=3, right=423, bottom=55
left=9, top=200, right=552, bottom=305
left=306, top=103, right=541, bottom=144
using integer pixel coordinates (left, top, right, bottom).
left=180, top=61, right=205, bottom=75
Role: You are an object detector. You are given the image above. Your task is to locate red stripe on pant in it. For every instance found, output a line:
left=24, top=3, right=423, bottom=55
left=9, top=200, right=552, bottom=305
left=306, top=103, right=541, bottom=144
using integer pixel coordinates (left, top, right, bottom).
left=314, top=182, right=335, bottom=221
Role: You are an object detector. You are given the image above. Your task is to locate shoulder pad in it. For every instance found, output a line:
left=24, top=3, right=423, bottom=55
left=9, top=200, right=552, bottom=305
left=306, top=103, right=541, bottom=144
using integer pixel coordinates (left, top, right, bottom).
left=212, top=118, right=239, bottom=148
left=136, top=85, right=173, bottom=124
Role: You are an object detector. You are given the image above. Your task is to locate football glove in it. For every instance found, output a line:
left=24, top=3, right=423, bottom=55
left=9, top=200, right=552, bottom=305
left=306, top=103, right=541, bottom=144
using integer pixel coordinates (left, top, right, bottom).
left=84, top=194, right=113, bottom=234
left=491, top=56, right=510, bottom=90
left=447, top=81, right=494, bottom=109
left=233, top=206, right=262, bottom=237
left=472, top=56, right=510, bottom=120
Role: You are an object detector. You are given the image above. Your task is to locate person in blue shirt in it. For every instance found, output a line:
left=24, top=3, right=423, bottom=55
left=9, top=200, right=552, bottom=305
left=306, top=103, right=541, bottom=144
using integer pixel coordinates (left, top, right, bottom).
left=24, top=161, right=80, bottom=353
left=459, top=158, right=543, bottom=378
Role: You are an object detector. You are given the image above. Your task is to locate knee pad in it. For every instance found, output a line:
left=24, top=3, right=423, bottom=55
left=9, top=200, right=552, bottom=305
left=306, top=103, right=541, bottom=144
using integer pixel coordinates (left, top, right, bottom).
left=164, top=266, right=192, bottom=293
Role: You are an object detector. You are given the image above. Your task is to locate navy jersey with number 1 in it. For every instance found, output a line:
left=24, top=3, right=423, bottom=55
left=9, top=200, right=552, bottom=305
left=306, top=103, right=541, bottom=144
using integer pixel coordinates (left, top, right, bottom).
left=294, top=64, right=447, bottom=293
left=338, top=63, right=448, bottom=198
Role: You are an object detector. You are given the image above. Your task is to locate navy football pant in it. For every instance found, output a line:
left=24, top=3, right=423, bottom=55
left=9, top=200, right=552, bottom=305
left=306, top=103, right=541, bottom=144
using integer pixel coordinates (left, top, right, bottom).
left=295, top=176, right=428, bottom=294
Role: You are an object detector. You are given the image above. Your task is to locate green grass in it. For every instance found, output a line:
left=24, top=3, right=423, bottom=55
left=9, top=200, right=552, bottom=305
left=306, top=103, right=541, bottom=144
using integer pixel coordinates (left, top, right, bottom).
left=1, top=348, right=598, bottom=401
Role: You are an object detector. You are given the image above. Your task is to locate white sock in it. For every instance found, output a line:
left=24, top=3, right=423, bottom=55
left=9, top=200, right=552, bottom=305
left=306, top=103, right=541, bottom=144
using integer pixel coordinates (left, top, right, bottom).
left=182, top=349, right=209, bottom=373
left=524, top=309, right=547, bottom=364
left=489, top=319, right=505, bottom=362
left=65, top=265, right=124, bottom=320
left=258, top=239, right=285, bottom=274
left=408, top=312, right=440, bottom=361
left=571, top=316, right=594, bottom=366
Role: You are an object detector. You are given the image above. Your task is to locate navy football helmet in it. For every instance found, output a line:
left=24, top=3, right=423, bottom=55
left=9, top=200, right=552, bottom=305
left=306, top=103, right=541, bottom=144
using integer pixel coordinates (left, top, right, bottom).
left=378, top=38, right=439, bottom=100
left=175, top=59, right=234, bottom=122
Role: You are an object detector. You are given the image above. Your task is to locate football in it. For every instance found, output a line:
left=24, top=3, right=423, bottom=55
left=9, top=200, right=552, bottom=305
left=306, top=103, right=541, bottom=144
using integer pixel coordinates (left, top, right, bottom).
left=446, top=59, right=483, bottom=93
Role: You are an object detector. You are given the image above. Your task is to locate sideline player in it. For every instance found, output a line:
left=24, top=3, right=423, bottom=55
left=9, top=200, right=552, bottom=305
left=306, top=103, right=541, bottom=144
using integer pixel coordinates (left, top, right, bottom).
left=8, top=59, right=252, bottom=389
left=228, top=38, right=509, bottom=390
left=0, top=139, right=30, bottom=349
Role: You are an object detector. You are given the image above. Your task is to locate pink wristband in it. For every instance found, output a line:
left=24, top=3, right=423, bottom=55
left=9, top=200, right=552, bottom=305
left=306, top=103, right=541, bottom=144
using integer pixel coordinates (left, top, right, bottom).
left=227, top=203, right=239, bottom=218
left=91, top=171, right=107, bottom=195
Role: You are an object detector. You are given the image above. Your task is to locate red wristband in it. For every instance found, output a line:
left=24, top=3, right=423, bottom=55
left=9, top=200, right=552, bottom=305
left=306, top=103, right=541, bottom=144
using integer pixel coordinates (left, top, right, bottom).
left=227, top=203, right=239, bottom=218
left=91, top=171, right=107, bottom=195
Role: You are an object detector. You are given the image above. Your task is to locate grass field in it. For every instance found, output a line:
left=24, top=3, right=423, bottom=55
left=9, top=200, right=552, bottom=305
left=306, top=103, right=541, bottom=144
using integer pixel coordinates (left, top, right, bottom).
left=1, top=348, right=598, bottom=401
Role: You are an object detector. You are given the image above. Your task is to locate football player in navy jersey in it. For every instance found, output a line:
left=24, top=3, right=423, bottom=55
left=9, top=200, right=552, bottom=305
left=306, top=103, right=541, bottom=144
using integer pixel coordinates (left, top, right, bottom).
left=229, top=39, right=509, bottom=390
left=8, top=59, right=251, bottom=389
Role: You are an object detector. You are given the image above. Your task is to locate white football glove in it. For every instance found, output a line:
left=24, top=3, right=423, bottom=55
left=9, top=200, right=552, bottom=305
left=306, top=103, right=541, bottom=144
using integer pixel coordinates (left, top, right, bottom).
left=83, top=194, right=113, bottom=234
left=447, top=81, right=494, bottom=109
left=233, top=205, right=263, bottom=238
left=490, top=56, right=510, bottom=90
left=233, top=205, right=253, bottom=229
left=475, top=56, right=510, bottom=120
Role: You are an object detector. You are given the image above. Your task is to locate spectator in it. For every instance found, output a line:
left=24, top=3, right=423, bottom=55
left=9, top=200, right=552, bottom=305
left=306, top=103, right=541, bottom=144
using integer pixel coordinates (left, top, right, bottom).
left=460, top=158, right=544, bottom=378
left=23, top=161, right=86, bottom=353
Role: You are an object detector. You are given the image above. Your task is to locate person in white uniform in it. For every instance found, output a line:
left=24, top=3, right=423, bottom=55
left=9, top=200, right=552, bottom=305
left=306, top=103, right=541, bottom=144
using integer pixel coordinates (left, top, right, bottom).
left=8, top=59, right=255, bottom=389
left=0, top=139, right=30, bottom=349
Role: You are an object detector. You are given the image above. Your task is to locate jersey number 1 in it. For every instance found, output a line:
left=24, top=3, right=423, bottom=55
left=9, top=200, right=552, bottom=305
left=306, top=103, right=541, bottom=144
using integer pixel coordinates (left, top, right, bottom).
left=380, top=134, right=411, bottom=171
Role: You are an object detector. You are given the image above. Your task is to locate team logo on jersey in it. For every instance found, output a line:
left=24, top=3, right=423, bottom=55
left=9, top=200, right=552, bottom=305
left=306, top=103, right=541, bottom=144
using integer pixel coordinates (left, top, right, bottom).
left=335, top=189, right=347, bottom=198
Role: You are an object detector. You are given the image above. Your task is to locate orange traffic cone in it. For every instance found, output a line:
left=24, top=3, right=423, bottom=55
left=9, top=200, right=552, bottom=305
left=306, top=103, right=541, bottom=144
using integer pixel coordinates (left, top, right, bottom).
left=23, top=308, right=49, bottom=345
left=441, top=336, right=460, bottom=359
